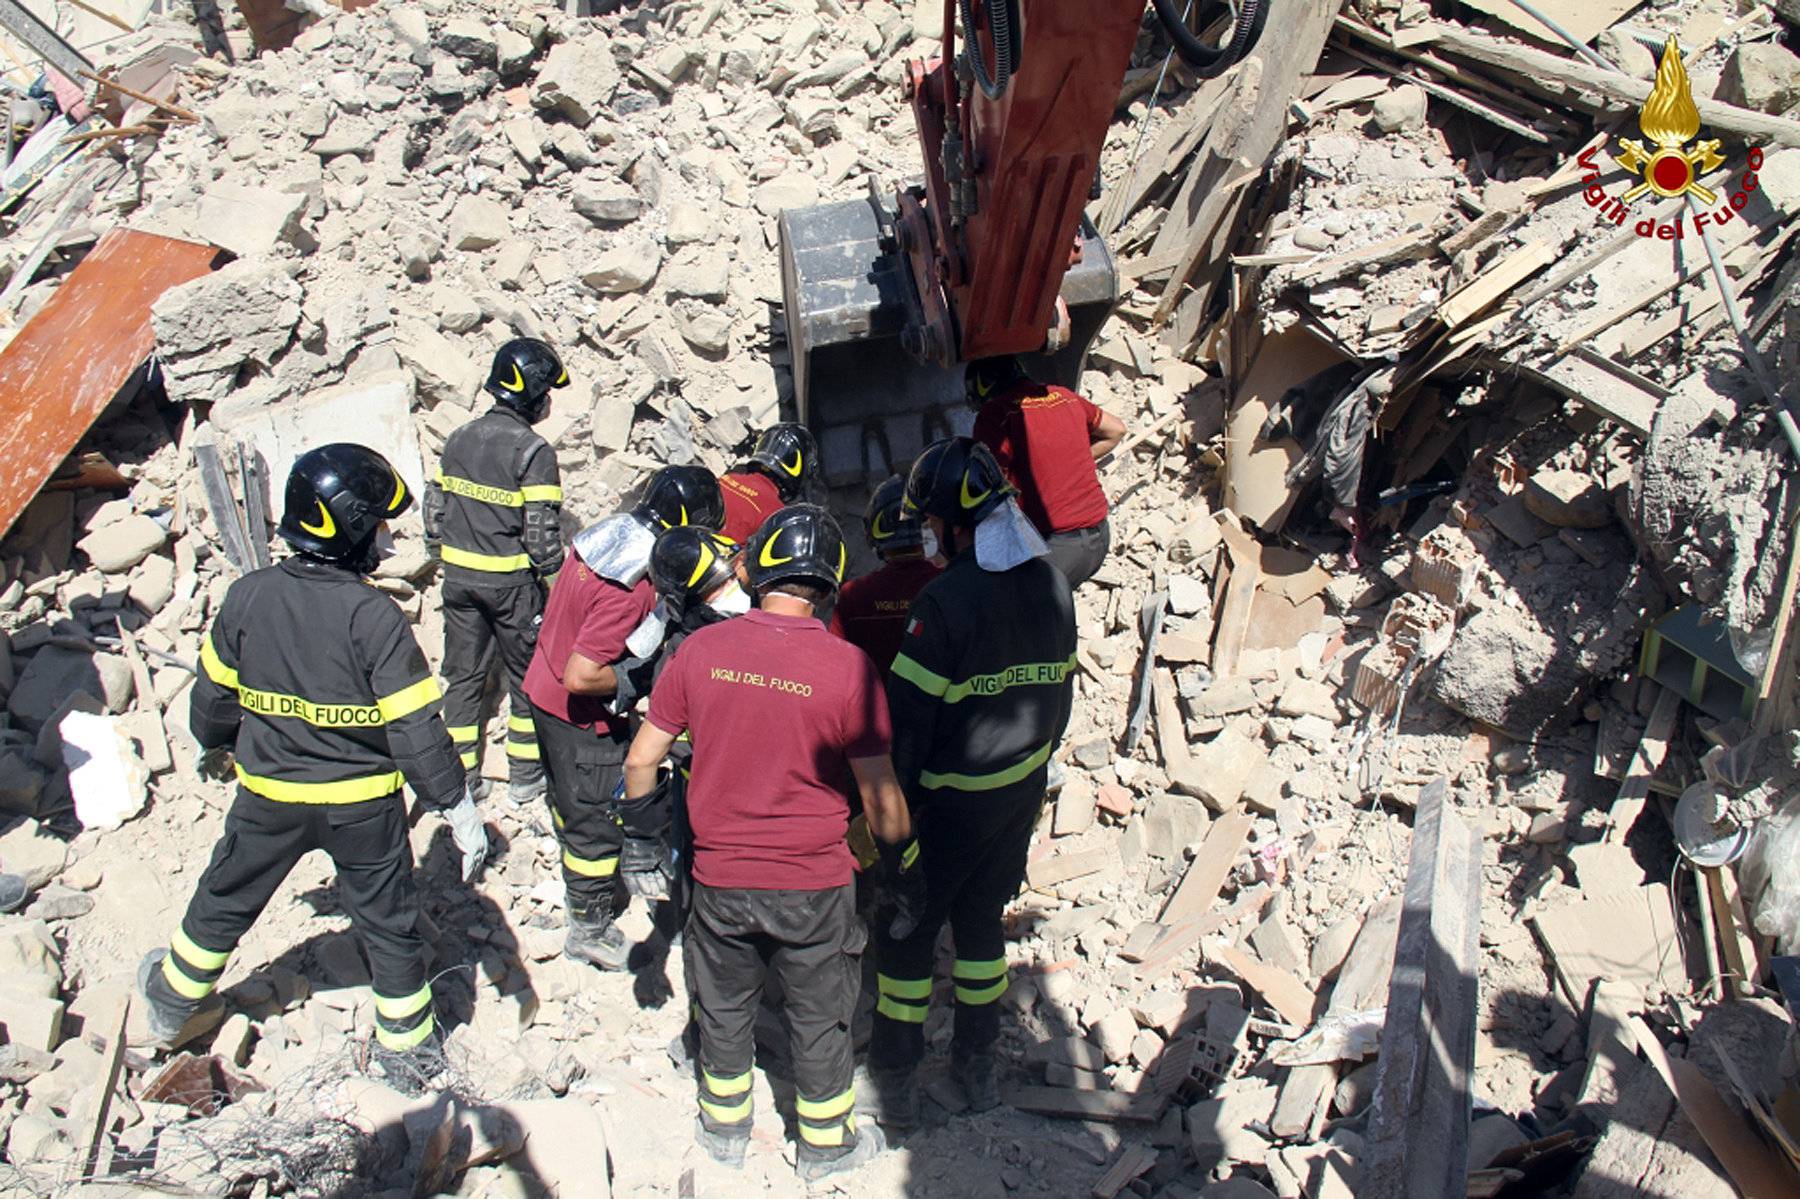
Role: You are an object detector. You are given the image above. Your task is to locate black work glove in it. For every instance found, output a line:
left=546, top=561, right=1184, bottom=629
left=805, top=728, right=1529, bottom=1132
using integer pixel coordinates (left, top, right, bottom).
left=617, top=778, right=674, bottom=901
left=876, top=837, right=927, bottom=941
left=607, top=655, right=656, bottom=716
left=199, top=745, right=235, bottom=782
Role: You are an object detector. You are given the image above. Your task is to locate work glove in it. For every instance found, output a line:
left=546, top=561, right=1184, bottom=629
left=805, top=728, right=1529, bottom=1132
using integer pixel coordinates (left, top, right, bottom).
left=198, top=745, right=235, bottom=782
left=876, top=838, right=928, bottom=941
left=617, top=778, right=674, bottom=901
left=445, top=783, right=489, bottom=883
left=620, top=831, right=675, bottom=901
left=606, top=654, right=656, bottom=716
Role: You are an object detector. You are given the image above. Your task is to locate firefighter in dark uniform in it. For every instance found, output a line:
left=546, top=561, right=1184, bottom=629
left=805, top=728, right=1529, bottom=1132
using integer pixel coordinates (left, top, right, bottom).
left=524, top=465, right=724, bottom=972
left=717, top=422, right=820, bottom=544
left=138, top=444, right=485, bottom=1058
left=829, top=475, right=942, bottom=678
left=966, top=356, right=1127, bottom=588
left=423, top=339, right=569, bottom=803
left=618, top=505, right=923, bottom=1182
left=866, top=437, right=1077, bottom=1122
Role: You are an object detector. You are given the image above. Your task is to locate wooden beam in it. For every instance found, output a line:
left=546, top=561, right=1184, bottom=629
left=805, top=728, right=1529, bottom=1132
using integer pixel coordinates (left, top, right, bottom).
left=75, top=995, right=130, bottom=1179
left=1361, top=778, right=1483, bottom=1199
left=1158, top=809, right=1253, bottom=925
left=1603, top=687, right=1681, bottom=844
left=1426, top=22, right=1800, bottom=147
left=1207, top=941, right=1317, bottom=1027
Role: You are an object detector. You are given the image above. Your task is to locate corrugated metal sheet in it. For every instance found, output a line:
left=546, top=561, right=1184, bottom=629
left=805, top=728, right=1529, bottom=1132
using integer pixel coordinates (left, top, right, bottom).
left=0, top=227, right=220, bottom=536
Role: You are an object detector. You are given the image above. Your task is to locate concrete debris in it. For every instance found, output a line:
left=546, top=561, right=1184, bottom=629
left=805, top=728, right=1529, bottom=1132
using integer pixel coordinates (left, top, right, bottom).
left=0, top=1, right=1785, bottom=1196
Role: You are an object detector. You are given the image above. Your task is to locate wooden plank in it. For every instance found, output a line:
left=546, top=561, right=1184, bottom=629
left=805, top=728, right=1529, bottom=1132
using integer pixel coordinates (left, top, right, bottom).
left=1434, top=239, right=1555, bottom=328
left=1717, top=866, right=1769, bottom=990
left=1092, top=1144, right=1159, bottom=1198
left=1132, top=884, right=1274, bottom=979
left=1002, top=1085, right=1153, bottom=1123
left=1027, top=848, right=1110, bottom=890
left=1208, top=941, right=1316, bottom=1027
left=1604, top=687, right=1682, bottom=844
left=1575, top=980, right=1641, bottom=1121
left=1529, top=884, right=1685, bottom=1008
left=1426, top=22, right=1800, bottom=148
left=1693, top=866, right=1726, bottom=1003
left=75, top=995, right=130, bottom=1179
left=1152, top=667, right=1190, bottom=775
left=1158, top=809, right=1253, bottom=925
left=1516, top=351, right=1669, bottom=438
left=1151, top=0, right=1344, bottom=324
left=1362, top=778, right=1482, bottom=1199
left=1702, top=866, right=1755, bottom=999
left=1210, top=517, right=1262, bottom=679
left=0, top=229, right=219, bottom=538
left=1628, top=1017, right=1800, bottom=1198
left=1456, top=0, right=1642, bottom=45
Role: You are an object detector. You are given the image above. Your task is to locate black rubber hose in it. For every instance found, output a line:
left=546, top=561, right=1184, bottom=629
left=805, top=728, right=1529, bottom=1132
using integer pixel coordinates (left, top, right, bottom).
left=1151, top=0, right=1268, bottom=78
left=960, top=0, right=1019, bottom=100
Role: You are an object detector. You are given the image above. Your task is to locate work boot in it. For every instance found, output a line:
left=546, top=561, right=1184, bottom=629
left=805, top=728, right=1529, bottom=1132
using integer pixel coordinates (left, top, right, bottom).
left=796, top=1123, right=887, bottom=1184
left=693, top=1116, right=749, bottom=1168
left=136, top=950, right=199, bottom=1048
left=507, top=770, right=546, bottom=805
left=667, top=1019, right=699, bottom=1072
left=466, top=776, right=493, bottom=803
left=565, top=909, right=631, bottom=971
left=0, top=872, right=27, bottom=914
left=852, top=1064, right=919, bottom=1131
left=952, top=1051, right=1001, bottom=1112
left=369, top=1030, right=449, bottom=1096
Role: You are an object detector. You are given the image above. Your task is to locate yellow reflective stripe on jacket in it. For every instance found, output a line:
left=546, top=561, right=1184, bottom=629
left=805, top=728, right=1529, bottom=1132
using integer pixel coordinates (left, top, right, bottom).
left=437, top=472, right=526, bottom=508
left=520, top=484, right=563, bottom=503
left=377, top=676, right=441, bottom=722
left=889, top=652, right=949, bottom=697
left=942, top=653, right=1077, bottom=704
left=374, top=983, right=433, bottom=1021
left=238, top=687, right=385, bottom=728
left=446, top=725, right=480, bottom=743
left=235, top=764, right=405, bottom=805
left=440, top=545, right=533, bottom=572
left=919, top=741, right=1054, bottom=792
left=201, top=631, right=238, bottom=689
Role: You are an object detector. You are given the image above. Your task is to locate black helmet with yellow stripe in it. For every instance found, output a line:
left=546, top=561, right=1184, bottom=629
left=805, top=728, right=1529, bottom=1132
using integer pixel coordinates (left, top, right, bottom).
left=744, top=504, right=847, bottom=597
left=739, top=422, right=819, bottom=502
left=964, top=354, right=1026, bottom=409
left=278, top=443, right=412, bottom=563
left=864, top=475, right=922, bottom=556
left=650, top=526, right=739, bottom=619
left=485, top=338, right=569, bottom=422
left=903, top=436, right=1014, bottom=527
left=634, top=464, right=725, bottom=532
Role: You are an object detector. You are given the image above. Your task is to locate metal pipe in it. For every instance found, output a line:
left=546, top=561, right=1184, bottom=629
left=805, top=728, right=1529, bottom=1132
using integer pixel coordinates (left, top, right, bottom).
left=1505, top=0, right=1624, bottom=74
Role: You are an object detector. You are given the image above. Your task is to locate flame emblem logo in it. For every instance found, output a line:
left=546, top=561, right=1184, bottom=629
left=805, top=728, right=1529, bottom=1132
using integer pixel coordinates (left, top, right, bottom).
left=1614, top=36, right=1727, bottom=204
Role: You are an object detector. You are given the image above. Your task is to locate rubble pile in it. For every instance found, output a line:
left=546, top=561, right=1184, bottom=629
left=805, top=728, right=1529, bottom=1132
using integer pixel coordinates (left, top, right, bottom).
left=0, top=0, right=1795, bottom=1197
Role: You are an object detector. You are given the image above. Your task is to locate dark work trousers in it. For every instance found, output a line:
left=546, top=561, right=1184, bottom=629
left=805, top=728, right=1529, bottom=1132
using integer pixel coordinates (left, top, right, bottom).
left=869, top=781, right=1043, bottom=1070
left=531, top=703, right=627, bottom=918
left=150, top=789, right=433, bottom=1050
left=688, top=883, right=864, bottom=1157
left=441, top=578, right=543, bottom=786
left=1044, top=517, right=1111, bottom=589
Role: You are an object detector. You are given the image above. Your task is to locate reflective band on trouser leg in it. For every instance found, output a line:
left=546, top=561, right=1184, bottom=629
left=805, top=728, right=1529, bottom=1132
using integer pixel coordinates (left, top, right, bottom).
left=562, top=849, right=617, bottom=877
left=162, top=926, right=232, bottom=1000
left=952, top=958, right=1009, bottom=1006
left=374, top=983, right=435, bottom=1051
left=796, top=1087, right=856, bottom=1148
left=874, top=973, right=931, bottom=1024
left=697, top=1069, right=753, bottom=1128
left=447, top=724, right=480, bottom=770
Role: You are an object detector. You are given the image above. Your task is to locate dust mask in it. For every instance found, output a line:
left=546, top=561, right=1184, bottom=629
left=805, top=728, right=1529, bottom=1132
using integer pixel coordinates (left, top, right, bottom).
left=709, top=582, right=752, bottom=617
left=920, top=526, right=942, bottom=563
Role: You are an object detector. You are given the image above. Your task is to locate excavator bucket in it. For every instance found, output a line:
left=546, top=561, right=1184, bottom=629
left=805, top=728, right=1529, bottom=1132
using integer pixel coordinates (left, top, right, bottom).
left=777, top=186, right=1119, bottom=487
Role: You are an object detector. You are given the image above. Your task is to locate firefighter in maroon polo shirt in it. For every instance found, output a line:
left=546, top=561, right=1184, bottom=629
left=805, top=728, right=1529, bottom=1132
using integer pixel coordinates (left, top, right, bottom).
left=618, top=505, right=924, bottom=1183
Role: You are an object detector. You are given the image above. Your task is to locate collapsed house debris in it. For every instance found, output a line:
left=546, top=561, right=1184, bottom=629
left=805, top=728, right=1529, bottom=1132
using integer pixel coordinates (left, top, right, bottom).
left=0, top=0, right=1796, bottom=1196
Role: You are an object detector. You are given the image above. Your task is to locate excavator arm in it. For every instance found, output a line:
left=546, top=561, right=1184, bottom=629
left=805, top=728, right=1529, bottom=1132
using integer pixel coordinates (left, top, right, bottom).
left=779, top=0, right=1267, bottom=484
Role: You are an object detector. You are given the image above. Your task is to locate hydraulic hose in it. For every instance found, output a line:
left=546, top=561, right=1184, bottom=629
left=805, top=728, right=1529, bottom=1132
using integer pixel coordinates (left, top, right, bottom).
left=1150, top=0, right=1268, bottom=79
left=959, top=0, right=1020, bottom=100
